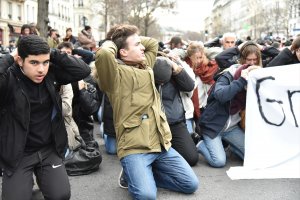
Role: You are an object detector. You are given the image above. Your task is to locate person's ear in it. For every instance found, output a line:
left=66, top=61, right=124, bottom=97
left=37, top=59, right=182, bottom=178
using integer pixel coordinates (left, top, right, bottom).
left=16, top=56, right=23, bottom=67
left=119, top=48, right=127, bottom=57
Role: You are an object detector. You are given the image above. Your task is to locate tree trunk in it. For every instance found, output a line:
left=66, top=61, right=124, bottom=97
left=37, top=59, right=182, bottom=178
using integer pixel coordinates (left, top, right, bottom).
left=37, top=0, right=49, bottom=38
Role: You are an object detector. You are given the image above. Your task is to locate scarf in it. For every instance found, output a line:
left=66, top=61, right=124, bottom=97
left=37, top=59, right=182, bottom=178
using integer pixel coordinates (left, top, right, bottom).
left=193, top=59, right=219, bottom=85
left=185, top=58, right=219, bottom=119
left=229, top=64, right=249, bottom=115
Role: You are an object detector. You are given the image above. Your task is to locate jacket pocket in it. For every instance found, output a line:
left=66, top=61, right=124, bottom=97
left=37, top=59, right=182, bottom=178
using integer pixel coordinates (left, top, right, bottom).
left=122, top=115, right=150, bottom=150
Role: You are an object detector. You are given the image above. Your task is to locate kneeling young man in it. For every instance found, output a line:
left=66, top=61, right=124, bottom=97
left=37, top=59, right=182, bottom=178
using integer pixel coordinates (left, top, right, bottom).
left=95, top=24, right=199, bottom=199
left=0, top=35, right=91, bottom=200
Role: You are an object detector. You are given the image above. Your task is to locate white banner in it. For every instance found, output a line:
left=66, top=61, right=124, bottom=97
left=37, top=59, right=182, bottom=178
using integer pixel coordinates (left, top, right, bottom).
left=227, top=64, right=300, bottom=179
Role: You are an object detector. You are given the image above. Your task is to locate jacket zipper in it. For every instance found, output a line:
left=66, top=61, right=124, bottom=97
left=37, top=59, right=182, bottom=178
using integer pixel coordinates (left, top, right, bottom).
left=16, top=77, right=30, bottom=165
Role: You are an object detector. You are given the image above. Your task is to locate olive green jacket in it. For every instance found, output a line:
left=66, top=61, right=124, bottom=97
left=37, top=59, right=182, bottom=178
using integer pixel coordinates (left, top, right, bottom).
left=95, top=37, right=172, bottom=159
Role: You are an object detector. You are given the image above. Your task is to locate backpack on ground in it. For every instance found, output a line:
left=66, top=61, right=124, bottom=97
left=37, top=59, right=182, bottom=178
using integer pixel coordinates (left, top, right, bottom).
left=64, top=138, right=102, bottom=176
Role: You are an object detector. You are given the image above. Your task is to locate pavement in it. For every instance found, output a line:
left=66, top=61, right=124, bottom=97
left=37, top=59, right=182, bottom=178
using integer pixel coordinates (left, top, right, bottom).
left=1, top=123, right=300, bottom=200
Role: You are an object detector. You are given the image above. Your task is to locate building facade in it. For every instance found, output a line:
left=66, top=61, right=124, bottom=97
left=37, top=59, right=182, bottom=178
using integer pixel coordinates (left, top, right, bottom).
left=73, top=0, right=103, bottom=42
left=289, top=0, right=300, bottom=36
left=0, top=0, right=103, bottom=46
left=48, top=0, right=74, bottom=38
left=0, top=0, right=25, bottom=45
left=206, top=0, right=300, bottom=40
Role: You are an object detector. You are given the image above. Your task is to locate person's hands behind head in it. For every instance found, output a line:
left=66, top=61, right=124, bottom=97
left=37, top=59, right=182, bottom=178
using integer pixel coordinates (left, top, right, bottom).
left=10, top=48, right=18, bottom=62
left=73, top=54, right=82, bottom=59
left=255, top=43, right=264, bottom=51
left=167, top=51, right=180, bottom=62
left=238, top=41, right=249, bottom=51
left=78, top=80, right=87, bottom=90
left=170, top=59, right=183, bottom=75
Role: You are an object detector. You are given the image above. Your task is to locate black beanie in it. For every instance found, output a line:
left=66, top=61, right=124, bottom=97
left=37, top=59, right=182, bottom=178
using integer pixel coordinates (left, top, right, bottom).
left=153, top=57, right=173, bottom=85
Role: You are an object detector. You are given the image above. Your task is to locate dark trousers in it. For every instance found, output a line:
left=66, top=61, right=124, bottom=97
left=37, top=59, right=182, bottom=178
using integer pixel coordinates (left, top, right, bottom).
left=170, top=122, right=199, bottom=166
left=2, top=146, right=70, bottom=200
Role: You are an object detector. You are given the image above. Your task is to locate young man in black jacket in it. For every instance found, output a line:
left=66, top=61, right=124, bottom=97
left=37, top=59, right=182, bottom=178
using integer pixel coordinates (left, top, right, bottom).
left=57, top=41, right=100, bottom=147
left=0, top=35, right=90, bottom=199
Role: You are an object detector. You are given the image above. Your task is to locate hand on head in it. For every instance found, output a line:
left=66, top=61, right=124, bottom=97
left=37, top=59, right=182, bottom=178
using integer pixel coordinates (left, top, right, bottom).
left=10, top=48, right=18, bottom=62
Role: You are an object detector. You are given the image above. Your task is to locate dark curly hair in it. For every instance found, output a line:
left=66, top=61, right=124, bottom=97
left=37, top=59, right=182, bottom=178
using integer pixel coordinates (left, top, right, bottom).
left=17, top=35, right=50, bottom=59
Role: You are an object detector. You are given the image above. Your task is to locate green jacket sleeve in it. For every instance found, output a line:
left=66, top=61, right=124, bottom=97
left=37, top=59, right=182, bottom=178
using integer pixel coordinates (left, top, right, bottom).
left=141, top=37, right=158, bottom=69
left=95, top=41, right=119, bottom=93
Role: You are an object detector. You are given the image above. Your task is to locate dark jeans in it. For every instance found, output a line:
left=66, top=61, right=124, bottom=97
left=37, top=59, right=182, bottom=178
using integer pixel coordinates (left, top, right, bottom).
left=2, top=145, right=70, bottom=200
left=170, top=122, right=199, bottom=166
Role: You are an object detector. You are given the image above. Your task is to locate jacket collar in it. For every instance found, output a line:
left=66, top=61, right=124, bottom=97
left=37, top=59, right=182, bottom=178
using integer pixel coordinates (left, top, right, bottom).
left=116, top=58, right=146, bottom=69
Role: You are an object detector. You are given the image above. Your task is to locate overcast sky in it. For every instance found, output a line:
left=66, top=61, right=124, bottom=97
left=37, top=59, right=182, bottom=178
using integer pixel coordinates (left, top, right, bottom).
left=156, top=0, right=214, bottom=32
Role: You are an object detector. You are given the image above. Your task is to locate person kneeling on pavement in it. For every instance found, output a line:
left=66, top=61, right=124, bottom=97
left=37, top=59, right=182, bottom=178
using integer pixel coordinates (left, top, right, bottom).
left=95, top=24, right=199, bottom=199
left=196, top=41, right=262, bottom=167
left=0, top=35, right=90, bottom=199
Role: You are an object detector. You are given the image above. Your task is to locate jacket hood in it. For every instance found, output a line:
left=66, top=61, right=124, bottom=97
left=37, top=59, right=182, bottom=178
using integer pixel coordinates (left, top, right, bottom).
left=153, top=57, right=173, bottom=85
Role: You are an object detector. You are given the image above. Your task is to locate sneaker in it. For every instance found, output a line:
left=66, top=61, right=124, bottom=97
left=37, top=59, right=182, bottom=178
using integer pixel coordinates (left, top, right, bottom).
left=191, top=132, right=202, bottom=145
left=196, top=140, right=203, bottom=149
left=118, top=168, right=128, bottom=189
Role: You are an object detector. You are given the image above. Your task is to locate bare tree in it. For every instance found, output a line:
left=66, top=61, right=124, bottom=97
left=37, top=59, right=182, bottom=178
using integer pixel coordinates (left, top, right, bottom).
left=260, top=1, right=290, bottom=38
left=92, top=0, right=176, bottom=37
left=92, top=0, right=132, bottom=35
left=37, top=0, right=49, bottom=38
left=92, top=0, right=116, bottom=35
left=182, top=31, right=202, bottom=41
left=128, top=0, right=176, bottom=36
left=248, top=0, right=263, bottom=39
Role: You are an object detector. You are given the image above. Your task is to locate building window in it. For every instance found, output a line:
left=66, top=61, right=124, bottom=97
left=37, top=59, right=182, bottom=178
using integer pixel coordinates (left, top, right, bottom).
left=79, top=0, right=83, bottom=7
left=18, top=5, right=21, bottom=21
left=32, top=6, right=35, bottom=22
left=8, top=2, right=12, bottom=19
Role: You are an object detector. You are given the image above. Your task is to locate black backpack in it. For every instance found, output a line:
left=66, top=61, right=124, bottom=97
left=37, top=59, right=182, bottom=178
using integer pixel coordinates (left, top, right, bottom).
left=64, top=138, right=102, bottom=176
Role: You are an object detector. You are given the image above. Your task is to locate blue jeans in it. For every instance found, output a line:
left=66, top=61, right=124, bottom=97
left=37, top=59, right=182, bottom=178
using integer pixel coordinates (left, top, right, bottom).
left=197, top=126, right=244, bottom=168
left=185, top=118, right=194, bottom=134
left=103, top=133, right=117, bottom=155
left=120, top=147, right=199, bottom=200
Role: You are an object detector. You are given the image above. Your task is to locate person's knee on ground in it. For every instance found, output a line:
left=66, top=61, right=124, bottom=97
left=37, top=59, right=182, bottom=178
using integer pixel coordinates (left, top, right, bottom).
left=180, top=175, right=199, bottom=194
left=197, top=142, right=226, bottom=168
left=184, top=151, right=199, bottom=167
left=130, top=188, right=156, bottom=200
left=199, top=149, right=226, bottom=168
left=43, top=188, right=71, bottom=200
left=208, top=156, right=226, bottom=168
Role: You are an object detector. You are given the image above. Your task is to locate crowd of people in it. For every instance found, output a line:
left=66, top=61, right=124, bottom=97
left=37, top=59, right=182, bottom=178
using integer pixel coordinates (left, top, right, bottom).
left=0, top=22, right=300, bottom=200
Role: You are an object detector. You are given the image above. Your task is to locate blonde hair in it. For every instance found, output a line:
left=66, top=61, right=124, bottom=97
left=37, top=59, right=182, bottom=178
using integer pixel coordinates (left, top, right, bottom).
left=239, top=42, right=262, bottom=66
left=186, top=41, right=204, bottom=57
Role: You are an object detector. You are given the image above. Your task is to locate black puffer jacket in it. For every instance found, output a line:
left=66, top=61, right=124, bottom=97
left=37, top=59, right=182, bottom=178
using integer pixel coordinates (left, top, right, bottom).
left=266, top=47, right=299, bottom=67
left=0, top=51, right=90, bottom=175
left=72, top=75, right=100, bottom=143
left=156, top=69, right=194, bottom=125
left=215, top=46, right=279, bottom=70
